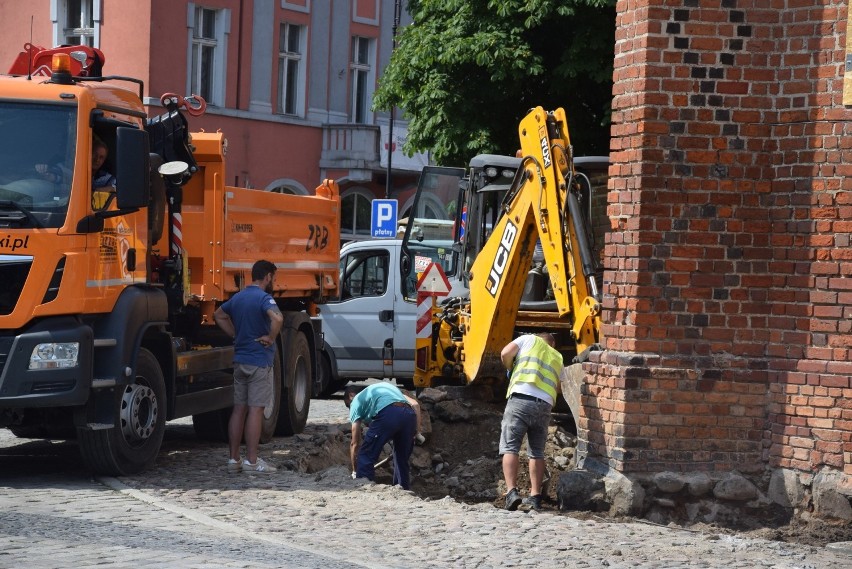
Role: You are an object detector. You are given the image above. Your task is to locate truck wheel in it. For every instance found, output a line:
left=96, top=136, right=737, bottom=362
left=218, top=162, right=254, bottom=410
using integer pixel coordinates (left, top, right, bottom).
left=275, top=331, right=311, bottom=435
left=259, top=354, right=282, bottom=442
left=318, top=354, right=347, bottom=398
left=77, top=348, right=166, bottom=475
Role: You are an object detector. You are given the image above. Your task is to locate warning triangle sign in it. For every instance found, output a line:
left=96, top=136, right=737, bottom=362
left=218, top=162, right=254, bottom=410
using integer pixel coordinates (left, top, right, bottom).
left=416, top=262, right=451, bottom=296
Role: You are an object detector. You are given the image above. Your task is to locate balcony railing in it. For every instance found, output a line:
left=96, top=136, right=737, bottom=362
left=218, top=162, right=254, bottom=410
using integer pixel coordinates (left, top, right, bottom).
left=320, top=123, right=380, bottom=173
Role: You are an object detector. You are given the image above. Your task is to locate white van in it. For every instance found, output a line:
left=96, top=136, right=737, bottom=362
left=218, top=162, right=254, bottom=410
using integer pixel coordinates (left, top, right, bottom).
left=316, top=238, right=463, bottom=395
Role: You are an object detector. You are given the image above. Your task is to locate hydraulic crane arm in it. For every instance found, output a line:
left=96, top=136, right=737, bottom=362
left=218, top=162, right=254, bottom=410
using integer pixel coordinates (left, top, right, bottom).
left=413, top=107, right=602, bottom=389
left=461, top=107, right=602, bottom=383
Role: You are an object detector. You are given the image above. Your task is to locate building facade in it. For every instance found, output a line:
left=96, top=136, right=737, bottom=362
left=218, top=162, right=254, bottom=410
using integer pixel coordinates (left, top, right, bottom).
left=0, top=0, right=428, bottom=242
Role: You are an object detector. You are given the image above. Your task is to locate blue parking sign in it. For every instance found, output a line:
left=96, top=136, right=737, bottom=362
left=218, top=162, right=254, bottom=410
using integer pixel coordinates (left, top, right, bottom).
left=371, top=199, right=398, bottom=238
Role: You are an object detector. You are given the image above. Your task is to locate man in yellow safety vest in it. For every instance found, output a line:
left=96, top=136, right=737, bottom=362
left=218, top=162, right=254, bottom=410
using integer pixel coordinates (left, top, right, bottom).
left=499, top=332, right=563, bottom=511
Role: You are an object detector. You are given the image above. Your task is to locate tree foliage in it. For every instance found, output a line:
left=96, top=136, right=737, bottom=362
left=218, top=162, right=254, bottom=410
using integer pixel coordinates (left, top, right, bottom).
left=373, top=0, right=616, bottom=166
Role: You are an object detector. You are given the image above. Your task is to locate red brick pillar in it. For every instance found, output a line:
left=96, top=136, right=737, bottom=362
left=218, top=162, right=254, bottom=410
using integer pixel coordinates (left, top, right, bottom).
left=589, top=0, right=852, bottom=475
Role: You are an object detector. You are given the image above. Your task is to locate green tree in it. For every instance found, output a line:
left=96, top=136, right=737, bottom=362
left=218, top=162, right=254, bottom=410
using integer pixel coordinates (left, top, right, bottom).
left=373, top=0, right=616, bottom=166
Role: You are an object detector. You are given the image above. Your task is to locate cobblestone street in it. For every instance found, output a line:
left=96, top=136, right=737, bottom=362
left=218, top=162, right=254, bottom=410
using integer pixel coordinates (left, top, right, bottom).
left=1, top=398, right=850, bottom=568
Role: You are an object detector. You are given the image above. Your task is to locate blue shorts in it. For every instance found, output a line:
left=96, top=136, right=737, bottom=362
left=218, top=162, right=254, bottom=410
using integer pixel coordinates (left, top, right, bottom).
left=499, top=394, right=552, bottom=459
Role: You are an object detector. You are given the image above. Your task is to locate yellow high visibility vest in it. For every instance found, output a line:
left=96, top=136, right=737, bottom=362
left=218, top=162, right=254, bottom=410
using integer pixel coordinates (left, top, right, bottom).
left=507, top=337, right=562, bottom=403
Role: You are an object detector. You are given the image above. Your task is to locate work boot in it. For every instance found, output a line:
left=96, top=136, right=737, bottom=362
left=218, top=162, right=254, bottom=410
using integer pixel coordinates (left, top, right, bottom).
left=504, top=488, right=521, bottom=511
left=520, top=494, right=542, bottom=511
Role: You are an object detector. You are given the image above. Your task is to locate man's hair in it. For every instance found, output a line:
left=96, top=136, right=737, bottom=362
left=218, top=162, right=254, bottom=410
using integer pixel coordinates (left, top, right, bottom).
left=536, top=332, right=556, bottom=347
left=343, top=386, right=359, bottom=408
left=251, top=260, right=277, bottom=282
left=343, top=385, right=372, bottom=408
left=92, top=134, right=108, bottom=154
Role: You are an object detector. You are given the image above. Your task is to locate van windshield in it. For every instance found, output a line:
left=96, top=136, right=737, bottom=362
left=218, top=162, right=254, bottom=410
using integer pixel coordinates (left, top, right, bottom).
left=0, top=101, right=77, bottom=228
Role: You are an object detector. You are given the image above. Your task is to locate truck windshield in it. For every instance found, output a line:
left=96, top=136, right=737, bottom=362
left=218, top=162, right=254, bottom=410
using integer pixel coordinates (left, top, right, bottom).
left=0, top=102, right=77, bottom=228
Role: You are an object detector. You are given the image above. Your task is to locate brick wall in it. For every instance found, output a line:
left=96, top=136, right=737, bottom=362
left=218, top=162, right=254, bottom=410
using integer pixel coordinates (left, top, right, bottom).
left=588, top=0, right=852, bottom=475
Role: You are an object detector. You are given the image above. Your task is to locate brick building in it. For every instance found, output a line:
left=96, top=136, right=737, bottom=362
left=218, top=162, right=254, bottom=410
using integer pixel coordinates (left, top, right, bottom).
left=593, top=0, right=851, bottom=493
left=0, top=0, right=428, bottom=242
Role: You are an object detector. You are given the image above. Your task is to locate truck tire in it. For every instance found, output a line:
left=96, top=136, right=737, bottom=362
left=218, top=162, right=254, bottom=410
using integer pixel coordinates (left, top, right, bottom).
left=259, top=354, right=282, bottom=442
left=77, top=348, right=166, bottom=475
left=275, top=330, right=311, bottom=435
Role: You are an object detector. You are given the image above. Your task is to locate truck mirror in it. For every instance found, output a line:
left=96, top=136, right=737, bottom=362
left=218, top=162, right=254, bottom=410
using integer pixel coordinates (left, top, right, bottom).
left=158, top=161, right=190, bottom=185
left=115, top=127, right=150, bottom=210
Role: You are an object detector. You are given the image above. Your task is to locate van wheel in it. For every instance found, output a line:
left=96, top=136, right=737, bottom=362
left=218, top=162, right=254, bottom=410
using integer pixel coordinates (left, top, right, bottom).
left=318, top=355, right=347, bottom=398
left=275, top=331, right=311, bottom=435
left=78, top=348, right=166, bottom=475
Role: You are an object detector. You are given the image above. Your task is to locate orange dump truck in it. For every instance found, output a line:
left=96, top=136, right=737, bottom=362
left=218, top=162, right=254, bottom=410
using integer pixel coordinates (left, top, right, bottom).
left=0, top=46, right=340, bottom=474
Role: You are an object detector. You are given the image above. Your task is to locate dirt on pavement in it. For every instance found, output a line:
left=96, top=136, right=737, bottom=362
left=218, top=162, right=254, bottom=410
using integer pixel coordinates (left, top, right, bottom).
left=278, top=391, right=852, bottom=550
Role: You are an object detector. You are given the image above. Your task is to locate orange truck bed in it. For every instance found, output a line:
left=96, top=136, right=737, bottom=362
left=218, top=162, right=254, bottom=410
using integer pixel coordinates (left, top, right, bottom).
left=179, top=132, right=340, bottom=308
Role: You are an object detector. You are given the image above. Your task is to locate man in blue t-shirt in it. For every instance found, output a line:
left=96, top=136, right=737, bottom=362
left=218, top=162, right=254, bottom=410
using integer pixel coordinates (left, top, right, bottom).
left=214, top=260, right=283, bottom=473
left=345, top=382, right=421, bottom=489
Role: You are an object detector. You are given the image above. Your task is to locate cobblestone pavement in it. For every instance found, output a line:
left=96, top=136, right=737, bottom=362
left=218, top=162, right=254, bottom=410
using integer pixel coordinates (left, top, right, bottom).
left=1, top=398, right=850, bottom=569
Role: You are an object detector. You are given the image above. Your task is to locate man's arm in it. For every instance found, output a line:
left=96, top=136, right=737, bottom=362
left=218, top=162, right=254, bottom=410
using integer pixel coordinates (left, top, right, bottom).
left=350, top=420, right=363, bottom=473
left=213, top=307, right=235, bottom=339
left=402, top=393, right=422, bottom=436
left=257, top=307, right=284, bottom=347
left=500, top=341, right=520, bottom=370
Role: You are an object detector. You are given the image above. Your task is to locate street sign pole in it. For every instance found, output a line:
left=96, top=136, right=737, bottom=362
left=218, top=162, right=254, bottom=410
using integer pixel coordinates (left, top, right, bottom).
left=385, top=0, right=402, bottom=199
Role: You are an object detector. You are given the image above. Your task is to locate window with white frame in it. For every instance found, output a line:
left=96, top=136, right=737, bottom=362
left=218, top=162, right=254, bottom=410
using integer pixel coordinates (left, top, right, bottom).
left=340, top=189, right=374, bottom=241
left=350, top=36, right=374, bottom=124
left=278, top=23, right=306, bottom=116
left=53, top=0, right=99, bottom=47
left=190, top=7, right=219, bottom=104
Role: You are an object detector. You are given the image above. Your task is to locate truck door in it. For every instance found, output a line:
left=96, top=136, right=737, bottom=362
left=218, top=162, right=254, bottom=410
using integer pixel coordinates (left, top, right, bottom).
left=320, top=245, right=395, bottom=380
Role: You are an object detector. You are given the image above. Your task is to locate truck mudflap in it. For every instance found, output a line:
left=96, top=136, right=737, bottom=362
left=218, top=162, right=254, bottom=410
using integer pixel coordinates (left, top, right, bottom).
left=0, top=317, right=94, bottom=407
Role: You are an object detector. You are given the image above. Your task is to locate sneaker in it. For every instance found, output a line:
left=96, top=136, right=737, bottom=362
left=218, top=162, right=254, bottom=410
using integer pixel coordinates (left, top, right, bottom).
left=520, top=494, right=542, bottom=511
left=227, top=458, right=242, bottom=473
left=505, top=487, right=522, bottom=511
left=242, top=457, right=277, bottom=473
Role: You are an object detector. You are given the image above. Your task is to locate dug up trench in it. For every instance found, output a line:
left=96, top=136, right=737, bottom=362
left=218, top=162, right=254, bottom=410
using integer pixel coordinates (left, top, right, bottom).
left=155, top=385, right=852, bottom=549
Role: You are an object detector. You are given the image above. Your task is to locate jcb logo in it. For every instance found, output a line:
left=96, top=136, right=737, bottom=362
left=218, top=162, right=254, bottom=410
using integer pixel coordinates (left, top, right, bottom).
left=486, top=220, right=517, bottom=297
left=539, top=125, right=551, bottom=168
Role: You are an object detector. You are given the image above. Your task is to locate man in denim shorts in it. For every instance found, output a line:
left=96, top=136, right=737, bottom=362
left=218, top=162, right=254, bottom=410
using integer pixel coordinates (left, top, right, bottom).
left=214, top=260, right=283, bottom=473
left=499, top=332, right=563, bottom=511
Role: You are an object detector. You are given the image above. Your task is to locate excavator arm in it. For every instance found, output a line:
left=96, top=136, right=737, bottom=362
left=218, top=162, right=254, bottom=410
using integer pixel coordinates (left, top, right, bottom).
left=413, top=107, right=601, bottom=388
